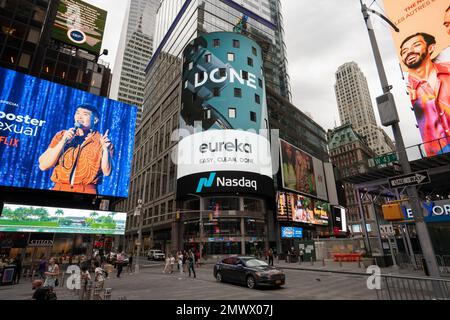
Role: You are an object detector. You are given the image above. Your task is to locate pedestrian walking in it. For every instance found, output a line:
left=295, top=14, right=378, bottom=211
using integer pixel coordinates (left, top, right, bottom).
left=178, top=251, right=184, bottom=274
left=116, top=252, right=125, bottom=278
left=13, top=254, right=22, bottom=284
left=37, top=254, right=47, bottom=280
left=163, top=255, right=170, bottom=274
left=93, top=261, right=105, bottom=300
left=43, top=257, right=60, bottom=289
left=194, top=249, right=200, bottom=268
left=188, top=250, right=196, bottom=278
left=127, top=253, right=133, bottom=274
left=32, top=279, right=56, bottom=300
left=80, top=264, right=92, bottom=300
left=268, top=248, right=274, bottom=266
left=182, top=250, right=188, bottom=273
left=169, top=254, right=175, bottom=274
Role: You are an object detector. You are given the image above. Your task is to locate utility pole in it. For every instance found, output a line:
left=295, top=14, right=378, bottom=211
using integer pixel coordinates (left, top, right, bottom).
left=360, top=1, right=441, bottom=278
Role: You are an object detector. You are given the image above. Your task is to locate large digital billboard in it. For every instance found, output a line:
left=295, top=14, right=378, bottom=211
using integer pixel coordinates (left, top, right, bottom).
left=383, top=1, right=450, bottom=157
left=0, top=67, right=137, bottom=198
left=277, top=192, right=329, bottom=226
left=0, top=204, right=126, bottom=235
left=177, top=32, right=273, bottom=198
left=52, top=0, right=107, bottom=55
left=280, top=139, right=328, bottom=201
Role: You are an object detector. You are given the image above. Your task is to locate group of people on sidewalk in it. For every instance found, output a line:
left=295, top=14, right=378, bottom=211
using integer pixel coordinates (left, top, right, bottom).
left=163, top=249, right=197, bottom=278
left=30, top=254, right=109, bottom=300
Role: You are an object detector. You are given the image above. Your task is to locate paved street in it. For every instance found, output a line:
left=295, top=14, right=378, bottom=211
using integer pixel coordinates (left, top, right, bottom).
left=0, top=261, right=378, bottom=300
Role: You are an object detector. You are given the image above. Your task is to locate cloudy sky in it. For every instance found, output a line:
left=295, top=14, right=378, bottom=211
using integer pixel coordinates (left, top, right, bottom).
left=85, top=0, right=424, bottom=153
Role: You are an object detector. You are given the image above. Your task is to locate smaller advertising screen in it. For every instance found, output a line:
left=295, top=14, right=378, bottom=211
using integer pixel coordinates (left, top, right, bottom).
left=277, top=192, right=329, bottom=226
left=332, top=206, right=347, bottom=232
left=281, top=227, right=303, bottom=239
left=0, top=204, right=126, bottom=235
left=0, top=67, right=137, bottom=198
left=280, top=139, right=328, bottom=201
left=52, top=0, right=107, bottom=54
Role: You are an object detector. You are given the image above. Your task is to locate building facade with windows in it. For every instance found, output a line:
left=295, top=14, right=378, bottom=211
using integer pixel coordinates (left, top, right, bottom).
left=334, top=62, right=394, bottom=156
left=328, top=124, right=377, bottom=235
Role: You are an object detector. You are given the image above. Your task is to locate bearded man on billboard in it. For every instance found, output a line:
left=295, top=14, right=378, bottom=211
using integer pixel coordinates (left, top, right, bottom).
left=401, top=32, right=450, bottom=156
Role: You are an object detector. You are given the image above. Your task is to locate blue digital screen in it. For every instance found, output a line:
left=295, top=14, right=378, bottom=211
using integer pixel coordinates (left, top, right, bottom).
left=0, top=67, right=137, bottom=198
left=281, top=227, right=303, bottom=239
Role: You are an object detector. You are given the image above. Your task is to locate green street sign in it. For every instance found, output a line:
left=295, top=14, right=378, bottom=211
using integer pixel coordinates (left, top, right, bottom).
left=374, top=153, right=398, bottom=166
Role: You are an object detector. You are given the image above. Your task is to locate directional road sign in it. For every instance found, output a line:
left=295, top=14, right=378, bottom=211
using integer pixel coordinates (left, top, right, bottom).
left=388, top=170, right=431, bottom=189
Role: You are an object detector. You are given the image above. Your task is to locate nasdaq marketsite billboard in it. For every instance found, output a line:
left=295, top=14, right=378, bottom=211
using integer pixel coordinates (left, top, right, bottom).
left=383, top=0, right=450, bottom=156
left=0, top=67, right=137, bottom=198
left=0, top=204, right=126, bottom=235
left=52, top=0, right=107, bottom=55
left=177, top=32, right=273, bottom=198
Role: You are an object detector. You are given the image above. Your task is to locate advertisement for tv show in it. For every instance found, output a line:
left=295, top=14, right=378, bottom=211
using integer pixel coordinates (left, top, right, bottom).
left=177, top=32, right=273, bottom=198
left=0, top=203, right=126, bottom=235
left=383, top=0, right=450, bottom=156
left=0, top=67, right=137, bottom=198
left=52, top=0, right=107, bottom=55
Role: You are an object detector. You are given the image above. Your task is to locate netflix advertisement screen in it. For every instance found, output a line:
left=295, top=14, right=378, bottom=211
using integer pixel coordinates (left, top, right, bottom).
left=0, top=67, right=137, bottom=198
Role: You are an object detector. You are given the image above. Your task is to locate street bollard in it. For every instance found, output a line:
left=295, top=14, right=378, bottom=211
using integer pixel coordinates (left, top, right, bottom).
left=322, top=259, right=325, bottom=267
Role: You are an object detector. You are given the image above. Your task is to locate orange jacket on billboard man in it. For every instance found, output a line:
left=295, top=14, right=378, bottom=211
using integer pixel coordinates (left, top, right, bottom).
left=38, top=104, right=114, bottom=195
left=383, top=1, right=450, bottom=156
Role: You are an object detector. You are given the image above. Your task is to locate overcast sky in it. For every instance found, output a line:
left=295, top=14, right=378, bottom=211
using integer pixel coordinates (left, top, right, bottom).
left=83, top=0, right=423, bottom=153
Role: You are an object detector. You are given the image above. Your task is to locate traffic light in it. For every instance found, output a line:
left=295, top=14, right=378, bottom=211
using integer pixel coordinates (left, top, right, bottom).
left=209, top=213, right=213, bottom=221
left=382, top=203, right=404, bottom=221
left=176, top=211, right=180, bottom=220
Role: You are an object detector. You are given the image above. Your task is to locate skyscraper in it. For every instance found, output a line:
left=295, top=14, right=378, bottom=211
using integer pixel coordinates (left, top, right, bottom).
left=111, top=0, right=159, bottom=124
left=334, top=62, right=395, bottom=156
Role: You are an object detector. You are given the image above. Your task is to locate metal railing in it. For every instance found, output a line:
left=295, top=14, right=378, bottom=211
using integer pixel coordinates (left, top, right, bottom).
left=376, top=274, right=450, bottom=300
left=394, top=253, right=450, bottom=275
left=405, top=135, right=450, bottom=161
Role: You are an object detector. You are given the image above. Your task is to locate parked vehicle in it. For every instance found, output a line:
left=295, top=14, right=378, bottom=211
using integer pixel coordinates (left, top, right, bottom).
left=147, top=249, right=165, bottom=261
left=213, top=256, right=285, bottom=289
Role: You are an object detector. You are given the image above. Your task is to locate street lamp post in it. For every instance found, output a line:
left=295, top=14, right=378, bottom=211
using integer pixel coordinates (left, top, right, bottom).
left=360, top=1, right=441, bottom=277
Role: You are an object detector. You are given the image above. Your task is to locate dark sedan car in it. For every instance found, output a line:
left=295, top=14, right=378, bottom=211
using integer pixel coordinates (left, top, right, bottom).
left=213, top=256, right=285, bottom=289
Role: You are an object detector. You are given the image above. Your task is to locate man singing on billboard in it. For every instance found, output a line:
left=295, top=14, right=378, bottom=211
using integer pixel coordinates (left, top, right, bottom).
left=401, top=32, right=450, bottom=156
left=38, top=104, right=113, bottom=194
